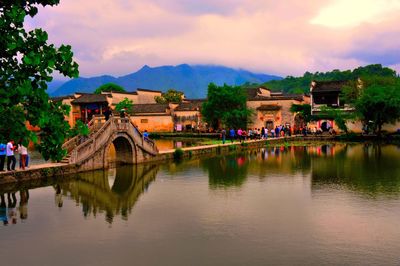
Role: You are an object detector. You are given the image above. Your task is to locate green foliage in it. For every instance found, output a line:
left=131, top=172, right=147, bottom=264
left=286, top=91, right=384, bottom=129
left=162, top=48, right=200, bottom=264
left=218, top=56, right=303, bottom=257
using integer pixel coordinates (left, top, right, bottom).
left=154, top=89, right=183, bottom=104
left=94, top=83, right=126, bottom=94
left=69, top=120, right=89, bottom=137
left=173, top=148, right=184, bottom=161
left=116, top=98, right=133, bottom=113
left=202, top=83, right=253, bottom=129
left=228, top=145, right=237, bottom=151
left=36, top=102, right=71, bottom=161
left=262, top=64, right=397, bottom=94
left=0, top=1, right=79, bottom=161
left=354, top=78, right=400, bottom=135
left=290, top=104, right=312, bottom=123
left=319, top=106, right=354, bottom=133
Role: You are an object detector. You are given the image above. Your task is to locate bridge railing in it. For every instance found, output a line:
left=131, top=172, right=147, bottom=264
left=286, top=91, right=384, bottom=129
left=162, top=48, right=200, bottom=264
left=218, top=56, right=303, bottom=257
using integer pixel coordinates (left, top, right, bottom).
left=62, top=115, right=107, bottom=154
left=69, top=116, right=158, bottom=164
left=128, top=119, right=158, bottom=153
left=112, top=117, right=158, bottom=155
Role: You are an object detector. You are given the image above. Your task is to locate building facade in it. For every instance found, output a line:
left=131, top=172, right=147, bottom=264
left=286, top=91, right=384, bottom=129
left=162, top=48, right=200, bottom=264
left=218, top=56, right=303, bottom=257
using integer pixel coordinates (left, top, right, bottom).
left=246, top=87, right=310, bottom=131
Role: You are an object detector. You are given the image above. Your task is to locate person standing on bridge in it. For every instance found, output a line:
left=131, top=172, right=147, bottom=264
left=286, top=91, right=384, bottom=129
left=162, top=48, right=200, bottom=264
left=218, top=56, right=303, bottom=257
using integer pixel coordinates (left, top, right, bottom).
left=0, top=141, right=6, bottom=171
left=18, top=143, right=28, bottom=170
left=104, top=108, right=112, bottom=121
left=119, top=108, right=126, bottom=118
left=6, top=140, right=16, bottom=171
left=143, top=130, right=149, bottom=141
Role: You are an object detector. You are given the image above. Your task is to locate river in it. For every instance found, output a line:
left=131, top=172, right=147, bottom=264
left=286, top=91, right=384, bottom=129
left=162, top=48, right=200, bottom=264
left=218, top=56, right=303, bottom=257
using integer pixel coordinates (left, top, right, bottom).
left=1, top=143, right=400, bottom=265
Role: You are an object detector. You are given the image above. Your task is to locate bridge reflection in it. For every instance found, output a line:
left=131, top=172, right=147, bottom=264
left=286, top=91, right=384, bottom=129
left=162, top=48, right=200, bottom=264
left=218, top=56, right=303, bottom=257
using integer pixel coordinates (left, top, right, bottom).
left=60, top=164, right=159, bottom=223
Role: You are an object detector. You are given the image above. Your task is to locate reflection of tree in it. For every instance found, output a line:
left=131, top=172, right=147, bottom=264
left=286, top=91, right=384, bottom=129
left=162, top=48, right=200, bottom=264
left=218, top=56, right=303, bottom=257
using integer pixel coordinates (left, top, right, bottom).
left=311, top=144, right=400, bottom=196
left=59, top=164, right=159, bottom=224
left=202, top=154, right=249, bottom=189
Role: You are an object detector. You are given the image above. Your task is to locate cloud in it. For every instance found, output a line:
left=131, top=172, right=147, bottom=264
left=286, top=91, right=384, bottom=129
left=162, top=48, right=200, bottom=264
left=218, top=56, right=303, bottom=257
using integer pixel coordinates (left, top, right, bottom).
left=24, top=0, right=400, bottom=77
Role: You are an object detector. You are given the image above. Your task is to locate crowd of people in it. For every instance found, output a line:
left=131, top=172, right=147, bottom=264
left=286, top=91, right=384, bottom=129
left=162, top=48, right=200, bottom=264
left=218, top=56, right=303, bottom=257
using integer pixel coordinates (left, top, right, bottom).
left=219, top=125, right=336, bottom=144
left=219, top=125, right=294, bottom=144
left=0, top=140, right=30, bottom=172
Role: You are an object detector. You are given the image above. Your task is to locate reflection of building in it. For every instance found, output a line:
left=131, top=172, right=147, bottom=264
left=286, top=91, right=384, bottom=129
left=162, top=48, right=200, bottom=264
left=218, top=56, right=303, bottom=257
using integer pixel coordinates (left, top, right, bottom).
left=246, top=86, right=310, bottom=130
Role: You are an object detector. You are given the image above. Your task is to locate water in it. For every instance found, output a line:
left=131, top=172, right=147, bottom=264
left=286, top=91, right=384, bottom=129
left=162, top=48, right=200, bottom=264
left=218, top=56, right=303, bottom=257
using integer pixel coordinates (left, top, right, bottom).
left=1, top=143, right=400, bottom=265
left=154, top=138, right=214, bottom=150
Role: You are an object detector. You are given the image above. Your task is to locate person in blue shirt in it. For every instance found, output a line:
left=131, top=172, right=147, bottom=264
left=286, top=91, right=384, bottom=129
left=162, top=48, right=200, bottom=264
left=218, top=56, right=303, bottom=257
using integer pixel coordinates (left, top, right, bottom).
left=0, top=142, right=6, bottom=171
left=143, top=130, right=149, bottom=141
left=229, top=128, right=236, bottom=143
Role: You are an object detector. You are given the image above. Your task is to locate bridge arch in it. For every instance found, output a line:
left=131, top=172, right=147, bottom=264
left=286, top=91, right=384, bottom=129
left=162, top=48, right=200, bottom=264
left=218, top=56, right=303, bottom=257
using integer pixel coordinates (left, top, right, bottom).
left=65, top=116, right=158, bottom=171
left=104, top=132, right=137, bottom=168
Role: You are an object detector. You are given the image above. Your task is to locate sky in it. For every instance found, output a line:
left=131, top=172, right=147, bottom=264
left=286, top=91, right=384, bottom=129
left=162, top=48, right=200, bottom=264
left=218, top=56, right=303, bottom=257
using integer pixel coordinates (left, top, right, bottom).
left=26, top=0, right=400, bottom=78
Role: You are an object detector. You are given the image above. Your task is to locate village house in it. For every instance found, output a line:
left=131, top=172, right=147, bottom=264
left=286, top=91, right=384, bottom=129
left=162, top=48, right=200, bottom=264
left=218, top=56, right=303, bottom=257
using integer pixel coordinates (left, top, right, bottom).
left=55, top=86, right=314, bottom=133
left=172, top=99, right=205, bottom=131
left=309, top=80, right=400, bottom=133
left=246, top=86, right=310, bottom=131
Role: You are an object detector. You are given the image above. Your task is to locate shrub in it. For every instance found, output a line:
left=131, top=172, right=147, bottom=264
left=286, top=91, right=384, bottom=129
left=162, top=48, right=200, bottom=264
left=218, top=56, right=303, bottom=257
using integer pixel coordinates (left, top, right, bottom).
left=173, top=148, right=184, bottom=160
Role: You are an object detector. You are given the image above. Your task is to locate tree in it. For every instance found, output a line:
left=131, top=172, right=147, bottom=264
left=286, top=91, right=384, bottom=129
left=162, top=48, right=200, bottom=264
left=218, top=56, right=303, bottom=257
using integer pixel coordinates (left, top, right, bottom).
left=263, top=64, right=396, bottom=94
left=354, top=78, right=400, bottom=135
left=154, top=89, right=183, bottom=104
left=319, top=107, right=354, bottom=133
left=201, top=83, right=252, bottom=129
left=94, top=83, right=126, bottom=94
left=290, top=104, right=312, bottom=123
left=0, top=1, right=79, bottom=161
left=116, top=98, right=133, bottom=113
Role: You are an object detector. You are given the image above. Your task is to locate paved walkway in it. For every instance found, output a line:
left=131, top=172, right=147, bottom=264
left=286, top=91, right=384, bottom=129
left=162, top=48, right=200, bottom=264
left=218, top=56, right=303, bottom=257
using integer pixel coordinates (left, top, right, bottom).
left=0, top=162, right=68, bottom=176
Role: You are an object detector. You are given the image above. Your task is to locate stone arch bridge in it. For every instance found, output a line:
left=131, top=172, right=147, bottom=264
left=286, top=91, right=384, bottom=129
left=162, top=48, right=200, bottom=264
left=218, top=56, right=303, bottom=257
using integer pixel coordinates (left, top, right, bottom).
left=62, top=116, right=158, bottom=171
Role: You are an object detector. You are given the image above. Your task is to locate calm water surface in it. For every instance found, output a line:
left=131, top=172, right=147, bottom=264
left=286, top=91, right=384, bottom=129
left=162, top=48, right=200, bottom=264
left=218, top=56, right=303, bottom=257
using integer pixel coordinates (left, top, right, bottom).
left=1, top=143, right=400, bottom=265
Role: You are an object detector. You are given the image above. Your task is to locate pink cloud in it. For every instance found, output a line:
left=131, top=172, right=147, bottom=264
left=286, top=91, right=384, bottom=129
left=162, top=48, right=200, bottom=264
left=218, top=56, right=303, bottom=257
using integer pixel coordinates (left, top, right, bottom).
left=25, top=0, right=400, bottom=77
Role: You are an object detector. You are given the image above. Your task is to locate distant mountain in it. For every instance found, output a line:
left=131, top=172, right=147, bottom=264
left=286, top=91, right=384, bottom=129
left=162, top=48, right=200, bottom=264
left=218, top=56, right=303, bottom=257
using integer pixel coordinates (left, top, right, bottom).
left=50, top=64, right=282, bottom=98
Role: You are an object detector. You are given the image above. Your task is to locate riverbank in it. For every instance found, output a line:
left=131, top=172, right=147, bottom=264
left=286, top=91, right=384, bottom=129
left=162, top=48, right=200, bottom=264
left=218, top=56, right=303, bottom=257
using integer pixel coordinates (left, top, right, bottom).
left=1, top=134, right=394, bottom=186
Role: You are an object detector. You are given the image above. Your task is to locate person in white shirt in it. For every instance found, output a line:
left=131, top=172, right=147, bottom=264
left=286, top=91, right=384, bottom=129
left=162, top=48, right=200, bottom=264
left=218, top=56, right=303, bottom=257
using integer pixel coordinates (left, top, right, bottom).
left=18, top=144, right=28, bottom=170
left=6, top=140, right=16, bottom=171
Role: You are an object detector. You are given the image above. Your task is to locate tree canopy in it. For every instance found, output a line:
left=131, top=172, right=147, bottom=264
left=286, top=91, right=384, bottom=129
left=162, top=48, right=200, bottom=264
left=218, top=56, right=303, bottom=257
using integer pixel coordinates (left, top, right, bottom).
left=154, top=89, right=184, bottom=104
left=0, top=0, right=79, bottom=161
left=262, top=64, right=397, bottom=94
left=352, top=77, right=400, bottom=135
left=116, top=98, right=133, bottom=113
left=94, top=83, right=126, bottom=94
left=201, top=83, right=252, bottom=129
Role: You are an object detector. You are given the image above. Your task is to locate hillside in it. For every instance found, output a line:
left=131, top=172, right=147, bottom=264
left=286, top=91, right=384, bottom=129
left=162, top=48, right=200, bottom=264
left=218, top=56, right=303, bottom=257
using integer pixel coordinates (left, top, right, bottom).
left=50, top=64, right=282, bottom=98
left=262, top=64, right=397, bottom=94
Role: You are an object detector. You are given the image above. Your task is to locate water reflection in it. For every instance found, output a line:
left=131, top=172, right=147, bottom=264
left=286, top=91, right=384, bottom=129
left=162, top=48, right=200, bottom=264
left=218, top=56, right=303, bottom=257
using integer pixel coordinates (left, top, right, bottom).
left=311, top=144, right=400, bottom=196
left=202, top=154, right=249, bottom=188
left=1, top=143, right=400, bottom=227
left=59, top=164, right=159, bottom=223
left=199, top=143, right=400, bottom=197
left=0, top=164, right=159, bottom=226
left=0, top=190, right=29, bottom=225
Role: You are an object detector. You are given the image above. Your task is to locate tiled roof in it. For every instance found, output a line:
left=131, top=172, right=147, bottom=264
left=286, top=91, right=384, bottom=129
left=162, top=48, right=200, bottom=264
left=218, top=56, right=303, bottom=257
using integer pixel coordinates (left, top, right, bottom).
left=137, top=88, right=162, bottom=93
left=106, top=91, right=138, bottom=95
left=131, top=103, right=169, bottom=114
left=51, top=95, right=74, bottom=103
left=71, top=94, right=109, bottom=104
left=311, top=80, right=348, bottom=93
left=256, top=105, right=282, bottom=111
left=175, top=100, right=204, bottom=111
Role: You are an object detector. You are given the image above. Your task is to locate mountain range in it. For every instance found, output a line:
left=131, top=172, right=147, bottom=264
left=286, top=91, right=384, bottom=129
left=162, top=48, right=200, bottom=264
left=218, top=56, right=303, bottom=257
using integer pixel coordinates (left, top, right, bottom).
left=50, top=64, right=282, bottom=98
